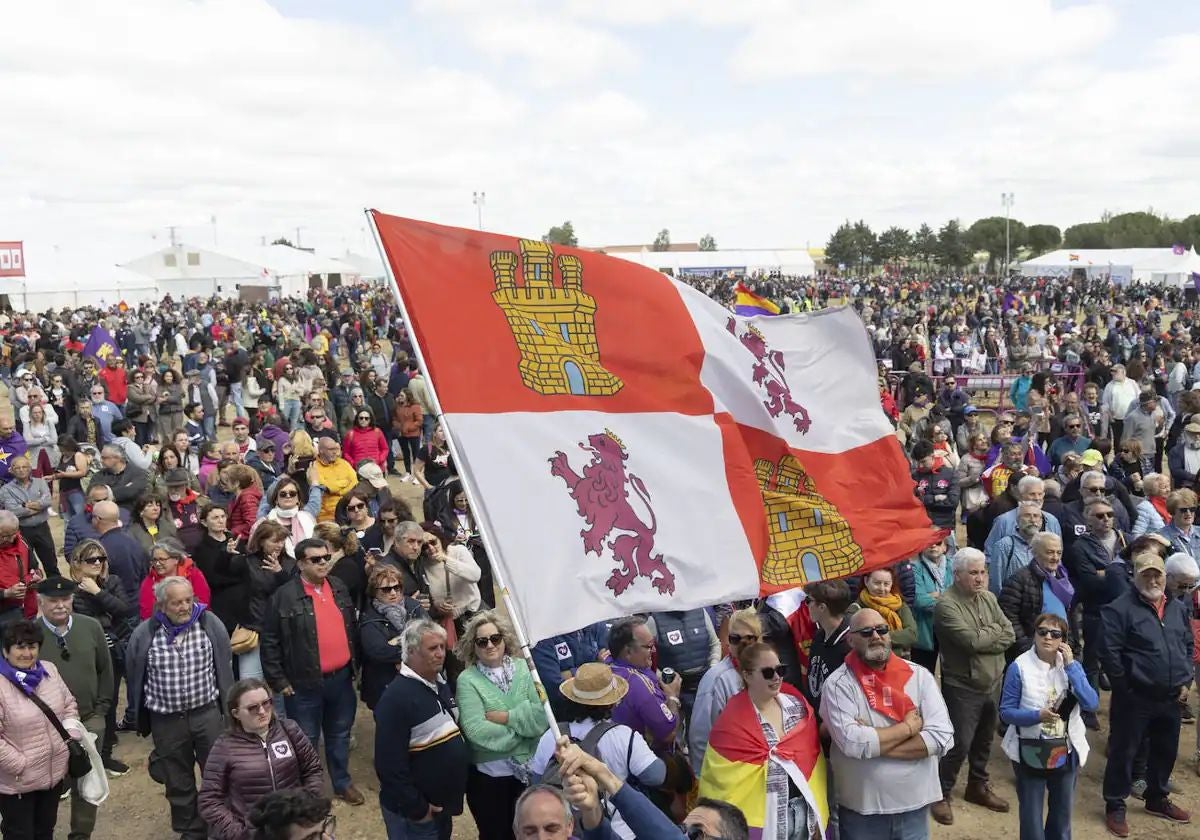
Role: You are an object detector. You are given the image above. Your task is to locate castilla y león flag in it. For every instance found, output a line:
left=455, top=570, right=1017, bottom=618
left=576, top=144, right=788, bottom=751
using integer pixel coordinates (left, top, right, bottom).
left=370, top=212, right=937, bottom=641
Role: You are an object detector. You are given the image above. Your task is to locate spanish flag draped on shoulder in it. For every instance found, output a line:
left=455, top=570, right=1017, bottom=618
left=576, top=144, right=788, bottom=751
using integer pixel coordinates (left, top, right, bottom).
left=370, top=212, right=937, bottom=642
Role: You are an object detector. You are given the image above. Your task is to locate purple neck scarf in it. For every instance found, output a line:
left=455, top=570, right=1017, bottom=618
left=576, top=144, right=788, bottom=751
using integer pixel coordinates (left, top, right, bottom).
left=1033, top=561, right=1075, bottom=608
left=0, top=656, right=48, bottom=696
left=154, top=602, right=206, bottom=642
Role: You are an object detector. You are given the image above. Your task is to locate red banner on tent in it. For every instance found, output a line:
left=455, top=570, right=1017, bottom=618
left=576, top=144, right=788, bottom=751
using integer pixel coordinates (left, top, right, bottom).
left=0, top=242, right=25, bottom=278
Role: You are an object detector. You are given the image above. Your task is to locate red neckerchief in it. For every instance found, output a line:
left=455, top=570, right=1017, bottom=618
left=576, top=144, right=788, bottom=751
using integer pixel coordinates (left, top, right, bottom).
left=844, top=650, right=917, bottom=722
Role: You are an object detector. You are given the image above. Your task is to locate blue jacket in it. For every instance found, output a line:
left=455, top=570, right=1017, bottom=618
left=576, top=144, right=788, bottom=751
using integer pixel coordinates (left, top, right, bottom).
left=580, top=779, right=684, bottom=840
left=911, top=554, right=953, bottom=652
left=1100, top=590, right=1194, bottom=698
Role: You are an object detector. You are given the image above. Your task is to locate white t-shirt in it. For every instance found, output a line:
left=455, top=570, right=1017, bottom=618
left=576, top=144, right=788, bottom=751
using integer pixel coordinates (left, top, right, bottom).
left=531, top=719, right=659, bottom=840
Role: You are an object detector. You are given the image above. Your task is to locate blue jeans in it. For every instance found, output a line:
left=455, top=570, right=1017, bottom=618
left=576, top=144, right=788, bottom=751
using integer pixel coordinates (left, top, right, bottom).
left=381, top=805, right=451, bottom=840
left=1013, top=757, right=1077, bottom=840
left=282, top=399, right=302, bottom=430
left=237, top=648, right=285, bottom=716
left=837, top=805, right=928, bottom=840
left=283, top=667, right=357, bottom=792
left=62, top=489, right=85, bottom=517
left=202, top=415, right=216, bottom=439
left=421, top=413, right=436, bottom=447
left=229, top=382, right=245, bottom=420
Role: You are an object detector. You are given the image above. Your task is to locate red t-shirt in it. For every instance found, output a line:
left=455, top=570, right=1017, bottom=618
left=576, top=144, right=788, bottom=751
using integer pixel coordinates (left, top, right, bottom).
left=302, top=578, right=351, bottom=674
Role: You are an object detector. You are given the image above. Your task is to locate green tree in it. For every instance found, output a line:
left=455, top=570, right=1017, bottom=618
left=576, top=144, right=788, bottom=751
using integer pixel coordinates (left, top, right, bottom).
left=652, top=229, right=671, bottom=251
left=850, top=221, right=877, bottom=271
left=937, top=219, right=972, bottom=269
left=1168, top=214, right=1200, bottom=250
left=543, top=221, right=578, bottom=247
left=912, top=224, right=938, bottom=266
left=1025, top=224, right=1062, bottom=256
left=966, top=216, right=1027, bottom=274
left=1063, top=222, right=1110, bottom=249
left=271, top=237, right=294, bottom=247
left=1106, top=211, right=1166, bottom=247
left=875, top=226, right=911, bottom=264
left=698, top=234, right=717, bottom=251
left=824, top=221, right=856, bottom=269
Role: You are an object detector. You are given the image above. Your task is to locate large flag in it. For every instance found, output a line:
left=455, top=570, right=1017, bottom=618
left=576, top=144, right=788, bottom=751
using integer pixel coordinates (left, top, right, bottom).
left=370, top=213, right=937, bottom=642
left=733, top=282, right=781, bottom=317
left=82, top=325, right=118, bottom=364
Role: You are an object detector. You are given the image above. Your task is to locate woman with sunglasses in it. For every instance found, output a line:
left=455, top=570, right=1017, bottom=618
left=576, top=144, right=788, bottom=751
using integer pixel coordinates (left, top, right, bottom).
left=700, top=642, right=826, bottom=840
left=198, top=678, right=324, bottom=840
left=358, top=565, right=426, bottom=709
left=253, top=475, right=322, bottom=559
left=454, top=611, right=548, bottom=840
left=341, top=408, right=388, bottom=472
left=998, top=612, right=1097, bottom=840
left=69, top=539, right=136, bottom=774
left=1110, top=439, right=1145, bottom=495
left=420, top=521, right=481, bottom=635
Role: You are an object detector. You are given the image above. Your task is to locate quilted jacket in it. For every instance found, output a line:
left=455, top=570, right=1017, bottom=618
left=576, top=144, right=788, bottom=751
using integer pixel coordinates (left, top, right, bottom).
left=0, top=661, right=79, bottom=794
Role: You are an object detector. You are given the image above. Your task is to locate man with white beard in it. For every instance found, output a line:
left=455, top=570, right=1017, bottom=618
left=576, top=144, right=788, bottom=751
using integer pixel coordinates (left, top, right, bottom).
left=1166, top=420, right=1200, bottom=490
left=1099, top=552, right=1194, bottom=836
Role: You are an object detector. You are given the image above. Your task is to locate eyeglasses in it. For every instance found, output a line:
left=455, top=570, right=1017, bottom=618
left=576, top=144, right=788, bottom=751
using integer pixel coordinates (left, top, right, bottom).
left=295, top=815, right=336, bottom=840
left=757, top=665, right=787, bottom=679
left=474, top=633, right=504, bottom=648
left=853, top=625, right=891, bottom=639
left=303, top=553, right=332, bottom=565
left=277, top=490, right=298, bottom=499
left=346, top=503, right=366, bottom=511
left=1035, top=628, right=1064, bottom=639
left=684, top=827, right=723, bottom=840
left=727, top=633, right=759, bottom=645
left=241, top=700, right=273, bottom=715
left=53, top=634, right=71, bottom=661
left=380, top=517, right=398, bottom=524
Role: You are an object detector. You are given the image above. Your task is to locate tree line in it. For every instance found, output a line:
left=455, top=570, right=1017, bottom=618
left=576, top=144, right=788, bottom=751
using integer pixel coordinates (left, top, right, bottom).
left=824, top=210, right=1200, bottom=274
left=542, top=222, right=717, bottom=251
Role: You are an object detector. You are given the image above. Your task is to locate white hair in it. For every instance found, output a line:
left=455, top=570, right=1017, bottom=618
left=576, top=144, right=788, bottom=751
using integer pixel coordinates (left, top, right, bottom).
left=1165, top=552, right=1200, bottom=578
left=1030, top=531, right=1062, bottom=554
left=953, top=547, right=986, bottom=573
left=1081, top=469, right=1107, bottom=487
left=1016, top=500, right=1043, bottom=515
left=153, top=575, right=193, bottom=609
left=401, top=618, right=446, bottom=662
left=1016, top=475, right=1044, bottom=497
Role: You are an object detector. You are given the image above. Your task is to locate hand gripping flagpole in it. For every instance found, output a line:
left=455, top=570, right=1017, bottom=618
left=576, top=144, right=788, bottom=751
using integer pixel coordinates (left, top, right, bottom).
left=365, top=210, right=563, bottom=735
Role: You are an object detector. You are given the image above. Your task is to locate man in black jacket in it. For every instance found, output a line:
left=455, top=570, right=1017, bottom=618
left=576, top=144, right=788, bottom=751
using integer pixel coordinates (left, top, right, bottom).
left=1100, top=553, right=1193, bottom=836
left=374, top=617, right=468, bottom=840
left=90, top=445, right=149, bottom=516
left=261, top=537, right=363, bottom=806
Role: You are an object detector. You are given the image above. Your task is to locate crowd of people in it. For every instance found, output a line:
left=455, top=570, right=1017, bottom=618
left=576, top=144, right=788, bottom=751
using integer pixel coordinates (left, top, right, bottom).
left=0, top=273, right=1197, bottom=840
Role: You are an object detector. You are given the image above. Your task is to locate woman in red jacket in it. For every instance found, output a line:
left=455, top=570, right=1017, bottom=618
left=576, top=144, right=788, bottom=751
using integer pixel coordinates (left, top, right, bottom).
left=138, top=537, right=211, bottom=619
left=342, top=408, right=388, bottom=468
left=198, top=678, right=324, bottom=840
left=224, top=464, right=264, bottom=542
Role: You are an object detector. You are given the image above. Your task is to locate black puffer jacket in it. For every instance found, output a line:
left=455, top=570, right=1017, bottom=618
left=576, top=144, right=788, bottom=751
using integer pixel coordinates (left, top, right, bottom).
left=197, top=718, right=324, bottom=840
left=998, top=563, right=1079, bottom=659
left=71, top=575, right=137, bottom=643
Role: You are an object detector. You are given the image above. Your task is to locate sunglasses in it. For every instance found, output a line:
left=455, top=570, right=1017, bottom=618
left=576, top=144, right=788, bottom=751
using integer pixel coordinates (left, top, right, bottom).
left=376, top=584, right=403, bottom=595
left=277, top=490, right=298, bottom=499
left=474, top=633, right=504, bottom=648
left=241, top=700, right=272, bottom=715
left=346, top=503, right=366, bottom=511
left=1066, top=424, right=1081, bottom=429
left=727, top=633, right=759, bottom=645
left=757, top=665, right=787, bottom=679
left=685, top=828, right=725, bottom=840
left=853, top=625, right=891, bottom=639
left=357, top=416, right=371, bottom=422
left=1178, top=507, right=1197, bottom=514
left=1035, top=628, right=1064, bottom=639
left=1092, top=511, right=1115, bottom=520
left=303, top=553, right=332, bottom=565
left=77, top=555, right=105, bottom=566
left=53, top=634, right=71, bottom=661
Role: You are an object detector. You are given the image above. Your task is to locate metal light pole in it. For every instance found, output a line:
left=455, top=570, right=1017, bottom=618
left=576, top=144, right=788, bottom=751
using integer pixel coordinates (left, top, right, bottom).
left=473, top=191, right=486, bottom=230
left=1001, top=192, right=1014, bottom=276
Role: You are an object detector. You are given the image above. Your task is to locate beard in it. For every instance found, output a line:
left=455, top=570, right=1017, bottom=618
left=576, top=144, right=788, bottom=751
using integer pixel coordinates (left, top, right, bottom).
left=862, top=643, right=891, bottom=665
left=1136, top=582, right=1165, bottom=601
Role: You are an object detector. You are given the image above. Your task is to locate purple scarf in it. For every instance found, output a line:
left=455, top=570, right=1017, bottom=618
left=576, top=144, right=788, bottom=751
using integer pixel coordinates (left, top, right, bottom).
left=154, top=602, right=207, bottom=642
left=0, top=656, right=48, bottom=696
left=1033, top=561, right=1075, bottom=608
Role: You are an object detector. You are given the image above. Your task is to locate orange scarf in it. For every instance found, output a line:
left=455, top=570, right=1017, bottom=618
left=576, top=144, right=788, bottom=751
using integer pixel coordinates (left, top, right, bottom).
left=858, top=589, right=904, bottom=631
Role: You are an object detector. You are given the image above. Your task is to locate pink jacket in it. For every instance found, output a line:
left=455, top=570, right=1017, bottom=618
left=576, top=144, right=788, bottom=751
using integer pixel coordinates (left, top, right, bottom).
left=342, top=427, right=388, bottom=469
left=0, top=661, right=79, bottom=794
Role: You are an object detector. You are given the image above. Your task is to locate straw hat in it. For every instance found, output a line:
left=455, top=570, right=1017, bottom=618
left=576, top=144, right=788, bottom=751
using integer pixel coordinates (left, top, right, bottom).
left=559, top=662, right=629, bottom=706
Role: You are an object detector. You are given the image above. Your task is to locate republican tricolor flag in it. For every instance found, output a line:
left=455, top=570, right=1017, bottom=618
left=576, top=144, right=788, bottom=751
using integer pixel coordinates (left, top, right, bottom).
left=370, top=212, right=937, bottom=642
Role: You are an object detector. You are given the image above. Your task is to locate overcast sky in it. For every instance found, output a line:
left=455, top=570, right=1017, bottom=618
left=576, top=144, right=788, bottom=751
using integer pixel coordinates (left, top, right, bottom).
left=2, top=0, right=1199, bottom=274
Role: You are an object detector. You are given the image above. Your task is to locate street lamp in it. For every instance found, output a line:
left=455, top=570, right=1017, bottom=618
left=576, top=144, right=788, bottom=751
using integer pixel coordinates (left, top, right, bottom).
left=473, top=191, right=486, bottom=230
left=1001, top=192, right=1015, bottom=277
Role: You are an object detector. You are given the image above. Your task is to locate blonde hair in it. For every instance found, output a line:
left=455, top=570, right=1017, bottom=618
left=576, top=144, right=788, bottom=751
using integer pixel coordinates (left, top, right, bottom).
left=289, top=429, right=315, bottom=460
left=454, top=610, right=519, bottom=666
left=728, top=607, right=762, bottom=636
left=314, top=521, right=358, bottom=555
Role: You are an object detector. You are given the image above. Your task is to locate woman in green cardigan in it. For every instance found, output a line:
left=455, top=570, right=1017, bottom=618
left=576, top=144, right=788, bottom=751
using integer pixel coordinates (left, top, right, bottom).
left=454, top=610, right=549, bottom=840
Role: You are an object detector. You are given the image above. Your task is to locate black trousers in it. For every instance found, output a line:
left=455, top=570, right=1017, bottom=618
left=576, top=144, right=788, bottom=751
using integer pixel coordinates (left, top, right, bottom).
left=149, top=703, right=223, bottom=840
left=20, top=521, right=58, bottom=578
left=939, top=683, right=998, bottom=793
left=0, top=781, right=65, bottom=840
left=1103, top=690, right=1182, bottom=813
left=465, top=767, right=526, bottom=840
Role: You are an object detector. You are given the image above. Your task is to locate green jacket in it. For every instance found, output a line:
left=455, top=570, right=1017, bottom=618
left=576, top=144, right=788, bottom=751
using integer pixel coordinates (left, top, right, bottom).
left=454, top=658, right=549, bottom=765
left=933, top=585, right=1014, bottom=693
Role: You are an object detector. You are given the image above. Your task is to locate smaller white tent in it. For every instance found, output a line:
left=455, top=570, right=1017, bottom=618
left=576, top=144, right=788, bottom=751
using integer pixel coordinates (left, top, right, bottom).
left=3, top=242, right=160, bottom=311
left=1020, top=247, right=1200, bottom=287
left=610, top=248, right=815, bottom=277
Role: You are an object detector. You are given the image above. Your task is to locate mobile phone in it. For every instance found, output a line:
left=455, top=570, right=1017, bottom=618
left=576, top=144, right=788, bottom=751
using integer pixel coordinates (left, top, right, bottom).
left=368, top=547, right=384, bottom=557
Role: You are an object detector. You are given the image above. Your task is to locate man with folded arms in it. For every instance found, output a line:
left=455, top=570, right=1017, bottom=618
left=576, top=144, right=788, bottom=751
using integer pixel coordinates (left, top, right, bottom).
left=821, top=608, right=954, bottom=839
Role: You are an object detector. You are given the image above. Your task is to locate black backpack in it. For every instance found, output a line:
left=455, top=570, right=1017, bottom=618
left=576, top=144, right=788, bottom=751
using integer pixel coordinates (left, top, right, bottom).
left=540, top=720, right=622, bottom=789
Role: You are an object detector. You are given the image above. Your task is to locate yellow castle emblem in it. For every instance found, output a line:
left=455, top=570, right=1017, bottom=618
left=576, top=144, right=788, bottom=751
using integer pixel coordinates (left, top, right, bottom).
left=491, top=239, right=623, bottom=397
left=755, top=455, right=864, bottom=585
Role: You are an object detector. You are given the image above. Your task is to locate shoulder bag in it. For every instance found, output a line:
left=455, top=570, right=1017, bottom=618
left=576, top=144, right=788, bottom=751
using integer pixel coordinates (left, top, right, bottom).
left=26, top=690, right=92, bottom=778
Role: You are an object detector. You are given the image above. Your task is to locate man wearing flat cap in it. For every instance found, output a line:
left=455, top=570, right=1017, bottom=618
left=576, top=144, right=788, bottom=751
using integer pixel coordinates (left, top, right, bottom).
left=38, top=576, right=114, bottom=839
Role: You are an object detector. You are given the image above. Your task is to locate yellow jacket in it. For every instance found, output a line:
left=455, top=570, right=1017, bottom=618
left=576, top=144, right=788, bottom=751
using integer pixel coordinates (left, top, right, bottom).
left=313, top=457, right=358, bottom=522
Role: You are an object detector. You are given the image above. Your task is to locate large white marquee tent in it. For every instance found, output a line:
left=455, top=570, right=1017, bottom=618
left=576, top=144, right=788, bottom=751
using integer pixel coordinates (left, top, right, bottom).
left=1020, top=247, right=1200, bottom=287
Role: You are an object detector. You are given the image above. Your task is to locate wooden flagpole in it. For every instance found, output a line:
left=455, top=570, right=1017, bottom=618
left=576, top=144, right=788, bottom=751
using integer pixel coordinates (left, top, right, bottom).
left=365, top=209, right=564, bottom=734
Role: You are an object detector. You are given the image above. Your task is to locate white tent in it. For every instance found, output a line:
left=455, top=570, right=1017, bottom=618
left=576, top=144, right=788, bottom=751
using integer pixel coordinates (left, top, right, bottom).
left=1020, top=247, right=1200, bottom=287
left=2, top=242, right=160, bottom=311
left=609, top=248, right=815, bottom=277
left=121, top=243, right=362, bottom=301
